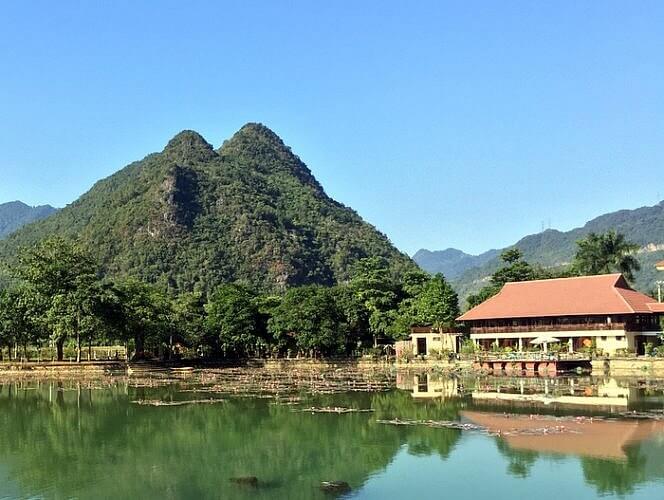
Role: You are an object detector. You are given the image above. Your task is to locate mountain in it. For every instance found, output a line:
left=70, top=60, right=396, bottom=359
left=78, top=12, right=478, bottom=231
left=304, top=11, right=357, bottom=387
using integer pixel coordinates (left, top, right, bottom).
left=450, top=201, right=664, bottom=304
left=0, top=124, right=414, bottom=292
left=0, top=201, right=58, bottom=239
left=412, top=248, right=499, bottom=279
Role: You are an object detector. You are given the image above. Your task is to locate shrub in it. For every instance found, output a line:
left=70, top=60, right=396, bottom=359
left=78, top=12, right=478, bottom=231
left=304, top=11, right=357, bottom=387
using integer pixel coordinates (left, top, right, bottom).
left=615, top=348, right=636, bottom=357
left=653, top=346, right=664, bottom=358
left=460, top=339, right=477, bottom=355
left=397, top=349, right=414, bottom=363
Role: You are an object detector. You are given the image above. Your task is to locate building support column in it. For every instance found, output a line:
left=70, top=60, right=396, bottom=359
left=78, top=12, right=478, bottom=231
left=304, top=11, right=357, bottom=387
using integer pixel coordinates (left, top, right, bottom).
left=518, top=337, right=523, bottom=352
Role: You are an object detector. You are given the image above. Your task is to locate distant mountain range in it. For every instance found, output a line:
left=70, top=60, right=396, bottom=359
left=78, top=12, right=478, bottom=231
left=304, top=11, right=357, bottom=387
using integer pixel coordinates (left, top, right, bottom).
left=415, top=201, right=664, bottom=304
left=412, top=248, right=500, bottom=279
left=0, top=124, right=414, bottom=292
left=0, top=201, right=58, bottom=239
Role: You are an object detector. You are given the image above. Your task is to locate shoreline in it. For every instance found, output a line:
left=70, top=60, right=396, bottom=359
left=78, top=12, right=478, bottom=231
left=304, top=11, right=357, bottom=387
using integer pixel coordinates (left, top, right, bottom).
left=2, top=356, right=664, bottom=377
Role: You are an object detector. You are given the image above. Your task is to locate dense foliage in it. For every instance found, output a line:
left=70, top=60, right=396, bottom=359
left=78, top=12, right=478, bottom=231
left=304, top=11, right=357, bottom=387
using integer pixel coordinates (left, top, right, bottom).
left=0, top=124, right=414, bottom=293
left=0, top=237, right=459, bottom=360
left=572, top=230, right=641, bottom=281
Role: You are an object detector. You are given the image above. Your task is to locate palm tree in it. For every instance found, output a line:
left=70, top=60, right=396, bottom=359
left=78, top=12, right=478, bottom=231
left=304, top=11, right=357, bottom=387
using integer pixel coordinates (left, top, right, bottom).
left=573, top=231, right=641, bottom=281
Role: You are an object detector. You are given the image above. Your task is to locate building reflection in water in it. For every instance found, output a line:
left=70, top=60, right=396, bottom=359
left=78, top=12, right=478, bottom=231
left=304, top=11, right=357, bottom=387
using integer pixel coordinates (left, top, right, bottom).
left=471, top=377, right=634, bottom=409
left=396, top=372, right=664, bottom=462
left=396, top=372, right=460, bottom=399
left=396, top=373, right=636, bottom=407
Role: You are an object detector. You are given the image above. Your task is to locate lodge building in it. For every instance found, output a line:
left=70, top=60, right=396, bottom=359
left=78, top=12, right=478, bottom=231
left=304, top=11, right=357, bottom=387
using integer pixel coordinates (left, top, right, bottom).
left=457, top=274, right=664, bottom=355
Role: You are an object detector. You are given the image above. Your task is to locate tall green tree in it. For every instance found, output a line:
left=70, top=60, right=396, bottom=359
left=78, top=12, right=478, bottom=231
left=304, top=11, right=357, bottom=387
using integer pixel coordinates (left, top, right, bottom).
left=331, top=285, right=367, bottom=352
left=573, top=230, right=640, bottom=281
left=412, top=274, right=460, bottom=331
left=268, top=286, right=348, bottom=356
left=387, top=269, right=431, bottom=339
left=112, top=278, right=172, bottom=359
left=13, top=237, right=99, bottom=361
left=349, top=257, right=399, bottom=346
left=0, top=286, right=44, bottom=360
left=172, top=292, right=207, bottom=355
left=467, top=249, right=540, bottom=309
left=205, top=284, right=260, bottom=357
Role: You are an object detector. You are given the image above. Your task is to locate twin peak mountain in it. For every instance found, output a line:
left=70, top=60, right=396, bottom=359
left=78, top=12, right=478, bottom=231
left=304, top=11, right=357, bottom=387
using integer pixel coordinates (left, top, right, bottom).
left=1, top=123, right=413, bottom=291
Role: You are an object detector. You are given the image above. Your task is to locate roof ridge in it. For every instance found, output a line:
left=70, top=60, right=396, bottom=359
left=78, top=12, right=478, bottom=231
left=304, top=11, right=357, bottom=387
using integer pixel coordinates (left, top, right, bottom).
left=611, top=283, right=636, bottom=313
left=503, top=273, right=622, bottom=285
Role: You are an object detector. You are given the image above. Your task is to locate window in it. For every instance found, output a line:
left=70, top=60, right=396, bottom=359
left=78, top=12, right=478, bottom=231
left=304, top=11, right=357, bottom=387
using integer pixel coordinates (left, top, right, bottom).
left=617, top=336, right=624, bottom=341
left=601, top=336, right=607, bottom=341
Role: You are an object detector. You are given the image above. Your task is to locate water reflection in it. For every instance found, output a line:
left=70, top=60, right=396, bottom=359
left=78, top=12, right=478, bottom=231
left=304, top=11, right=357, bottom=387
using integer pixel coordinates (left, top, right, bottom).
left=0, top=373, right=662, bottom=499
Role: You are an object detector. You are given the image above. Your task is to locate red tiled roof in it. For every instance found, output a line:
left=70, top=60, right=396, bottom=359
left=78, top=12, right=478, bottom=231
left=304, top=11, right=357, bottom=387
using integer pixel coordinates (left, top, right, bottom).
left=457, top=274, right=660, bottom=321
left=657, top=260, right=664, bottom=269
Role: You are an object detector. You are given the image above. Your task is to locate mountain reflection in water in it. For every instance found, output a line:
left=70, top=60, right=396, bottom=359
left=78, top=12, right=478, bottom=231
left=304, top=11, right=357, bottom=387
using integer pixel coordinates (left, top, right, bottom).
left=0, top=372, right=662, bottom=499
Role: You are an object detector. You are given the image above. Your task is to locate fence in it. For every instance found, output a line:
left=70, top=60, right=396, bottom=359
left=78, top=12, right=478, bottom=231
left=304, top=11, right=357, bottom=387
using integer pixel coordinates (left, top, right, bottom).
left=476, top=351, right=591, bottom=362
left=0, top=345, right=127, bottom=363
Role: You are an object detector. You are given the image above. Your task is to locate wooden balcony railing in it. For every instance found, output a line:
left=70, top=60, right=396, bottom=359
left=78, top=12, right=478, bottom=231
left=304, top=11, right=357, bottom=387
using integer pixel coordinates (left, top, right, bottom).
left=469, top=321, right=661, bottom=335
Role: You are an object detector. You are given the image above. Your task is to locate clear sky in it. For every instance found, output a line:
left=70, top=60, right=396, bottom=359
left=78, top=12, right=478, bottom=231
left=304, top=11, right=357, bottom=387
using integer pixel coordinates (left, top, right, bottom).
left=1, top=1, right=663, bottom=256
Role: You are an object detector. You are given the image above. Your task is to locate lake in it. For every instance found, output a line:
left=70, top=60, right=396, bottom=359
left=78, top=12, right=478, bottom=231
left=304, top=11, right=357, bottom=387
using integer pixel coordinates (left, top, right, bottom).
left=1, top=369, right=663, bottom=499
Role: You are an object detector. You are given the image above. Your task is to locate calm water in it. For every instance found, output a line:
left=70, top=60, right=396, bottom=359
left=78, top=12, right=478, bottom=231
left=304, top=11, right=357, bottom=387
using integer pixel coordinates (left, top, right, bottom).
left=1, top=371, right=664, bottom=499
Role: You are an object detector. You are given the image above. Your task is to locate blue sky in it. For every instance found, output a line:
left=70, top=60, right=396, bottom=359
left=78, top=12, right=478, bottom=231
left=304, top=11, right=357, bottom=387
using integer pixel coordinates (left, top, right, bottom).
left=1, top=1, right=663, bottom=255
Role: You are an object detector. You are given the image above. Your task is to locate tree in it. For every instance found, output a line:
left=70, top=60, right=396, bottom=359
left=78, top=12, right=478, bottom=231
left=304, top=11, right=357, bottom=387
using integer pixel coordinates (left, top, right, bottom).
left=466, top=285, right=501, bottom=309
left=112, top=278, right=172, bottom=360
left=13, top=237, right=99, bottom=361
left=331, top=285, right=367, bottom=352
left=573, top=231, right=641, bottom=281
left=387, top=273, right=459, bottom=339
left=205, top=284, right=259, bottom=357
left=268, top=286, right=348, bottom=356
left=172, top=292, right=207, bottom=356
left=0, top=286, right=44, bottom=360
left=349, top=257, right=399, bottom=346
left=466, top=249, right=539, bottom=309
left=253, top=294, right=282, bottom=357
left=490, top=249, right=539, bottom=287
left=412, top=274, right=460, bottom=331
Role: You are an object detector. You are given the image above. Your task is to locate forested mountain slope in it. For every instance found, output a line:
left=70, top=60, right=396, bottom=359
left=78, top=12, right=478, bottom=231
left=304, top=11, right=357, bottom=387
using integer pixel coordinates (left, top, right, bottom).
left=450, top=202, right=664, bottom=301
left=0, top=124, right=414, bottom=292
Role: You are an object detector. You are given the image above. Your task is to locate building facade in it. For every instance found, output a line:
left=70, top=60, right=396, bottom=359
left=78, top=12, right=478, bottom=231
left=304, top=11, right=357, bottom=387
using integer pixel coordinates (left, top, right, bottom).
left=408, top=327, right=460, bottom=356
left=457, top=274, right=664, bottom=355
